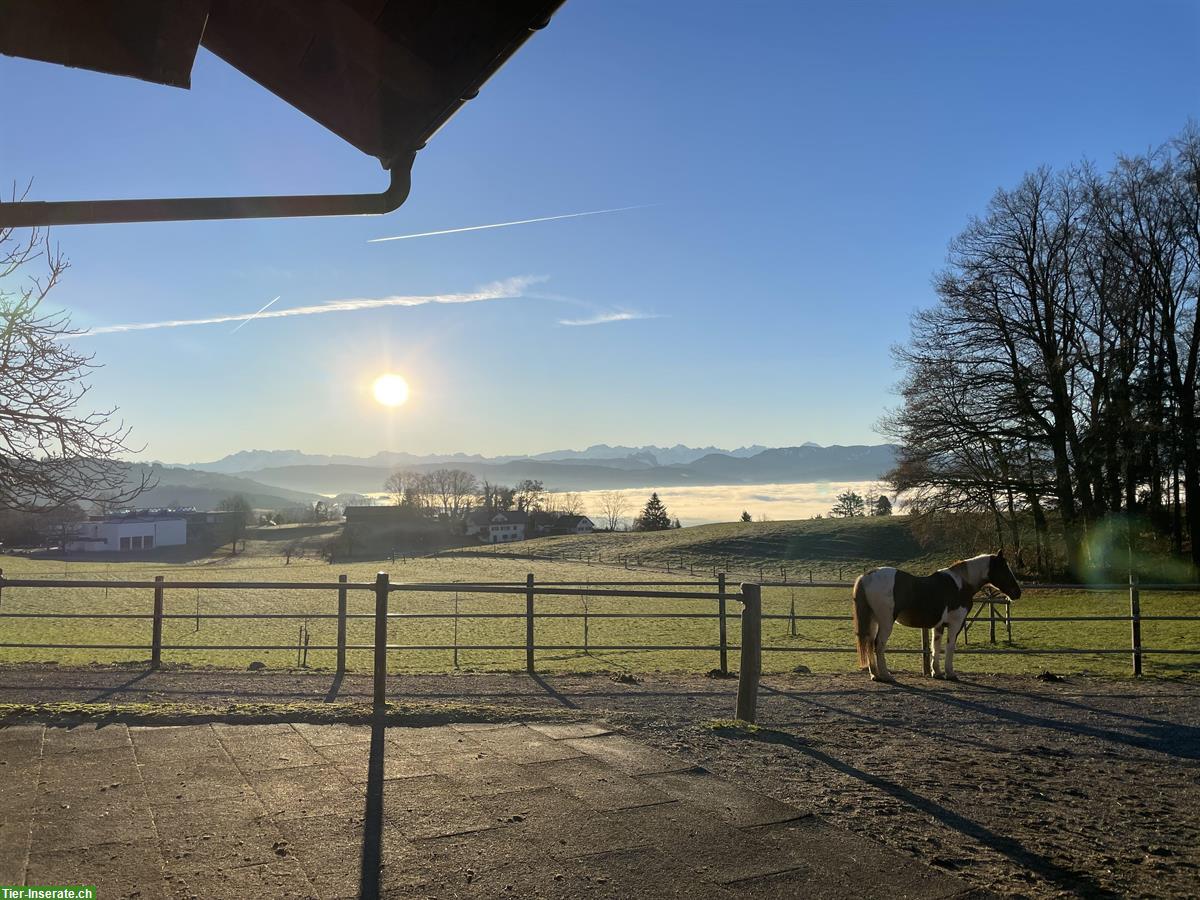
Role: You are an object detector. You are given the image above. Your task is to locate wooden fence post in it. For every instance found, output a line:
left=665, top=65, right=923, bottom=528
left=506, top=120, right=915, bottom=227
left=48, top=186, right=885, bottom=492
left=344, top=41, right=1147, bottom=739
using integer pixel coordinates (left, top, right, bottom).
left=151, top=575, right=164, bottom=669
left=373, top=572, right=389, bottom=708
left=336, top=574, right=347, bottom=674
left=989, top=600, right=997, bottom=644
left=525, top=573, right=535, bottom=673
left=717, top=573, right=728, bottom=674
left=1129, top=571, right=1142, bottom=676
left=736, top=583, right=762, bottom=723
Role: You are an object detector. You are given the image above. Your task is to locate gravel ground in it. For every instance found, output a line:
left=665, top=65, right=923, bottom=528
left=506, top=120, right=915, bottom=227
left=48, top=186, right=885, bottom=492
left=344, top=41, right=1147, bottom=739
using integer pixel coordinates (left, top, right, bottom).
left=2, top=665, right=1198, bottom=898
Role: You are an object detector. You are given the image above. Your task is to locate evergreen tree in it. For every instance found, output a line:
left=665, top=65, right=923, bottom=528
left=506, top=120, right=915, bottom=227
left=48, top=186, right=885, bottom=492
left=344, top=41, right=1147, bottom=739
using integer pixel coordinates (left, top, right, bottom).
left=634, top=492, right=672, bottom=531
left=872, top=495, right=893, bottom=516
left=829, top=490, right=866, bottom=518
left=740, top=510, right=752, bottom=522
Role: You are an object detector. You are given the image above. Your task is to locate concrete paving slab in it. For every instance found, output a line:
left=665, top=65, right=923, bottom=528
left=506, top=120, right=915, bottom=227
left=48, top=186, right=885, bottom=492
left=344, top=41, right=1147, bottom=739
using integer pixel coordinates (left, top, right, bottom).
left=0, top=827, right=30, bottom=885
left=528, top=721, right=616, bottom=740
left=568, top=846, right=742, bottom=900
left=479, top=786, right=651, bottom=861
left=41, top=723, right=131, bottom=755
left=0, top=760, right=40, bottom=811
left=130, top=724, right=227, bottom=764
left=37, top=745, right=141, bottom=800
left=316, top=740, right=438, bottom=784
left=564, top=732, right=693, bottom=775
left=247, top=764, right=362, bottom=818
left=380, top=774, right=497, bottom=840
left=26, top=838, right=169, bottom=899
left=271, top=811, right=402, bottom=900
left=526, top=754, right=675, bottom=811
left=637, top=766, right=809, bottom=828
left=751, top=817, right=971, bottom=900
left=0, top=724, right=42, bottom=757
left=153, top=795, right=281, bottom=873
left=216, top=731, right=328, bottom=773
left=611, top=799, right=811, bottom=885
left=388, top=724, right=485, bottom=756
left=5, top=721, right=972, bottom=899
left=31, top=792, right=157, bottom=852
left=165, top=857, right=318, bottom=900
left=428, top=748, right=554, bottom=798
left=465, top=723, right=587, bottom=764
left=291, top=722, right=373, bottom=746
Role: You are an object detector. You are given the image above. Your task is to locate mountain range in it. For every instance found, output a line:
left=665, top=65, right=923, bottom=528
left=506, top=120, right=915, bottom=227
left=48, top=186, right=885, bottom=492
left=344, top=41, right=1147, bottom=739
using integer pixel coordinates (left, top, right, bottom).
left=146, top=443, right=895, bottom=498
left=179, top=443, right=793, bottom=473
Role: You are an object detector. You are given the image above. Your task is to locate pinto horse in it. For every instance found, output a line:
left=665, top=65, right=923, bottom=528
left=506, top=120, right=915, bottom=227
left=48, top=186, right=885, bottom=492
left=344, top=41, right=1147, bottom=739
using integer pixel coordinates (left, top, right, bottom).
left=852, top=551, right=1022, bottom=682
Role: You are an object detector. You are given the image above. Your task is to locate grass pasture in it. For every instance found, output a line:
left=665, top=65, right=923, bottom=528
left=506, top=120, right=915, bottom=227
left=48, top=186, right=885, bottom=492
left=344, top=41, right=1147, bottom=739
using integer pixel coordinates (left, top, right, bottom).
left=1, top=549, right=1197, bottom=677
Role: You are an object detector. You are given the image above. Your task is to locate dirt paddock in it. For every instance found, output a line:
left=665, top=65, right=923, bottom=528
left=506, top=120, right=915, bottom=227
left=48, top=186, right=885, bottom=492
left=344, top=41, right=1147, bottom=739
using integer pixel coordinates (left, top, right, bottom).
left=2, top=667, right=1198, bottom=898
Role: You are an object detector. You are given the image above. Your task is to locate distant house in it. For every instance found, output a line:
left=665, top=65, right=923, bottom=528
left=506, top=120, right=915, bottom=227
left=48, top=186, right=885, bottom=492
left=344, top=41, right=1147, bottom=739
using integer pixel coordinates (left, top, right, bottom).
left=554, top=515, right=595, bottom=535
left=466, top=509, right=530, bottom=543
left=65, top=508, right=233, bottom=553
left=67, top=512, right=187, bottom=552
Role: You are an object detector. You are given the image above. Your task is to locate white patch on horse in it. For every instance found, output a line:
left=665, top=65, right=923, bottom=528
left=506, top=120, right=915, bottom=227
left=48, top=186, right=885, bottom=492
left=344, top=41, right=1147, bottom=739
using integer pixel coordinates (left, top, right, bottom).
left=938, top=565, right=963, bottom=590
left=965, top=554, right=991, bottom=589
left=860, top=568, right=898, bottom=682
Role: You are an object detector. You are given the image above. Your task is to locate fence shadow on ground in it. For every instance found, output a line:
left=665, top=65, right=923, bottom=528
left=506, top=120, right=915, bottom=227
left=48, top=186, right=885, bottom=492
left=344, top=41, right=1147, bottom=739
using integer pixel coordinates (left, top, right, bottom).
left=720, top=726, right=1121, bottom=898
left=894, top=682, right=1200, bottom=761
left=359, top=715, right=387, bottom=899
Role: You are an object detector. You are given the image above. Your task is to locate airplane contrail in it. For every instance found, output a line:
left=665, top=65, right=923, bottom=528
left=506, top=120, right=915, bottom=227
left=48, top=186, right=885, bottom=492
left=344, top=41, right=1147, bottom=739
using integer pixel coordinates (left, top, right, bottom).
left=76, top=276, right=544, bottom=337
left=368, top=205, right=653, bottom=243
left=230, top=295, right=280, bottom=333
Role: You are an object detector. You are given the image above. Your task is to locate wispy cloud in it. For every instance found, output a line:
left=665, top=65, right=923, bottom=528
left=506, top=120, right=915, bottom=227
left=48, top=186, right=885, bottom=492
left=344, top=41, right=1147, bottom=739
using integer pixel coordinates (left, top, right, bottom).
left=76, top=276, right=545, bottom=337
left=230, top=295, right=280, bottom=333
left=557, top=310, right=662, bottom=327
left=368, top=205, right=653, bottom=244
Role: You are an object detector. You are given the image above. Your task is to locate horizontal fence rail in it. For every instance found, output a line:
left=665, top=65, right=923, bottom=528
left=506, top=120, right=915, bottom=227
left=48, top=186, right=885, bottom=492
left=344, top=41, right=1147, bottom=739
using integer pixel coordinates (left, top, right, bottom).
left=0, top=573, right=1196, bottom=696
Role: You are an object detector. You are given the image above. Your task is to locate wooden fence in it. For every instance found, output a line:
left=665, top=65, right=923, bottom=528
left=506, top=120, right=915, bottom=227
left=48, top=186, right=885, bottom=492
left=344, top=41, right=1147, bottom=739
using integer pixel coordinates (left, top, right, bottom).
left=0, top=572, right=1195, bottom=698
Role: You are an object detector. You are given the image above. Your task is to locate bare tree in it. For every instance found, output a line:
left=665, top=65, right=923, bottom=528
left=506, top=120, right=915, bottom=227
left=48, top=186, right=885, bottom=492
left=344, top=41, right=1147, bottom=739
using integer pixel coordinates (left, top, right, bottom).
left=428, top=468, right=478, bottom=518
left=514, top=479, right=546, bottom=513
left=0, top=193, right=149, bottom=511
left=597, top=490, right=628, bottom=531
left=550, top=491, right=585, bottom=516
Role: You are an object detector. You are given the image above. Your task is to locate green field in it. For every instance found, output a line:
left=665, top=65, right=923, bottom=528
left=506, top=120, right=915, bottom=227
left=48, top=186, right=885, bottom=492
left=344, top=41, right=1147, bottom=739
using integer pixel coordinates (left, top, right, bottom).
left=1, top=532, right=1197, bottom=677
left=456, top=515, right=957, bottom=581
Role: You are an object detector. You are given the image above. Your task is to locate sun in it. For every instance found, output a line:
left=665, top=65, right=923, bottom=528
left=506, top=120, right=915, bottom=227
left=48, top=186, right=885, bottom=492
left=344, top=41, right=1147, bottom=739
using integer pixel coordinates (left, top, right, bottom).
left=372, top=373, right=410, bottom=407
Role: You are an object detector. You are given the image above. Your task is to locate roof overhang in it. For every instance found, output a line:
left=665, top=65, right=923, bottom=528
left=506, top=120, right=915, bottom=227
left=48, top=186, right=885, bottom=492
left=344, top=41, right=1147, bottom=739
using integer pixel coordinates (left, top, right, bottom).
left=0, top=0, right=564, bottom=226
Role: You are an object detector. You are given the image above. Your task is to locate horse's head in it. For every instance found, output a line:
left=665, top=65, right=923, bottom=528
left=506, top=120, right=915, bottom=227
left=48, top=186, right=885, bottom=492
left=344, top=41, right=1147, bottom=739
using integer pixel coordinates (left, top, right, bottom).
left=987, top=550, right=1022, bottom=600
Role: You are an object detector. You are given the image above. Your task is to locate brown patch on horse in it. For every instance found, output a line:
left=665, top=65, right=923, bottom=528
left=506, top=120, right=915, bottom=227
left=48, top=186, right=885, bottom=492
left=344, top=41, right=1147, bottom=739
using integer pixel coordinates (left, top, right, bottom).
left=892, top=568, right=974, bottom=629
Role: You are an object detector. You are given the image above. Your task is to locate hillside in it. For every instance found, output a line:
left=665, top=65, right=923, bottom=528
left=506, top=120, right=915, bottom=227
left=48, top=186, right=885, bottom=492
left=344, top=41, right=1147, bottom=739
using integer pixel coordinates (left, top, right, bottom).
left=456, top=516, right=970, bottom=580
left=120, top=464, right=323, bottom=511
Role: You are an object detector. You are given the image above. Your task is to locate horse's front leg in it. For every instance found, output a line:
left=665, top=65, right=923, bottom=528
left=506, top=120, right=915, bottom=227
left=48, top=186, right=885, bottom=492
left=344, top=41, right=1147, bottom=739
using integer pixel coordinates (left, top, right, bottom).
left=871, top=617, right=896, bottom=683
left=943, top=609, right=968, bottom=681
left=932, top=625, right=945, bottom=678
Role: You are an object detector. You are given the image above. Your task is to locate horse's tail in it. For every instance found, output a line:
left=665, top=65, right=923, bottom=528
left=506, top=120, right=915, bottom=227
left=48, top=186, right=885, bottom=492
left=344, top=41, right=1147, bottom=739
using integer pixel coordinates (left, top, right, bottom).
left=852, top=575, right=873, bottom=669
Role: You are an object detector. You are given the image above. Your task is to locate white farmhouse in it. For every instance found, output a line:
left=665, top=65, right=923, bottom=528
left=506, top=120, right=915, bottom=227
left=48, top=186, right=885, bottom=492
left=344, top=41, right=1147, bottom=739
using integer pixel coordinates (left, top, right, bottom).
left=465, top=509, right=530, bottom=543
left=67, top=514, right=187, bottom=553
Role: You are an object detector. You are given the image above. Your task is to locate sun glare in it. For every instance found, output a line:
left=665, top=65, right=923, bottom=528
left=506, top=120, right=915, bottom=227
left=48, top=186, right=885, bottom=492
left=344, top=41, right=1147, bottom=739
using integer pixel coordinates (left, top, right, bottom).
left=372, top=373, right=410, bottom=407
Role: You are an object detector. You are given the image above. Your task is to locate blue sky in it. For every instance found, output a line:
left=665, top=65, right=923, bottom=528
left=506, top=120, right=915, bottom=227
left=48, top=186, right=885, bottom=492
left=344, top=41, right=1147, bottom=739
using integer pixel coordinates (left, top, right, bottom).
left=1, top=0, right=1196, bottom=464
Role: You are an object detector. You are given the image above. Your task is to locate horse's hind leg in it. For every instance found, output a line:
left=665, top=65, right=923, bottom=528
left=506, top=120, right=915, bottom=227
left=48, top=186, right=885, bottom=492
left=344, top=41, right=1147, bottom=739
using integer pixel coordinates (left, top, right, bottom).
left=871, top=617, right=896, bottom=683
left=932, top=626, right=945, bottom=679
left=944, top=609, right=968, bottom=681
left=866, top=619, right=880, bottom=678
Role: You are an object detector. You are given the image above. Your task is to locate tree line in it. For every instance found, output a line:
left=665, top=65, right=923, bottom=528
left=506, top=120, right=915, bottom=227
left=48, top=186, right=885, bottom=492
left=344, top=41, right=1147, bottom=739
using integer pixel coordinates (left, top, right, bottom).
left=381, top=469, right=584, bottom=520
left=883, top=125, right=1199, bottom=577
